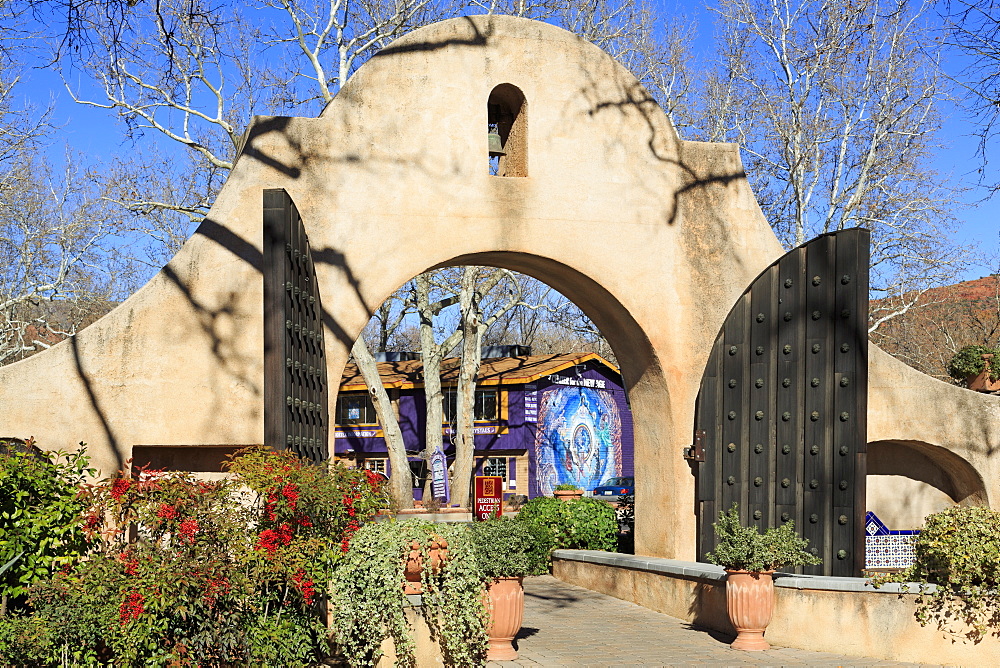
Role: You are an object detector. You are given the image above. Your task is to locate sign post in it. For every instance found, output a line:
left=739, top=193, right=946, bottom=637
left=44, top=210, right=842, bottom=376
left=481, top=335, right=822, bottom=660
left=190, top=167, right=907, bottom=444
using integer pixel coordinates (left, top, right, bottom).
left=474, top=476, right=503, bottom=521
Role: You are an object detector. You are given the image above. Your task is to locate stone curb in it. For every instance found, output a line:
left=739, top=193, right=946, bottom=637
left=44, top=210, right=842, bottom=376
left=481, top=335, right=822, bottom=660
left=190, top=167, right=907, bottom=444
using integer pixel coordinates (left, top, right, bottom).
left=551, top=549, right=934, bottom=594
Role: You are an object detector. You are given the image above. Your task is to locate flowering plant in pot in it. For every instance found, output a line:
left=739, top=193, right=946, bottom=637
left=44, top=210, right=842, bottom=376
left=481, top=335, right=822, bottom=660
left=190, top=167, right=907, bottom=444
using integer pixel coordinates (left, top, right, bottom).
left=705, top=505, right=820, bottom=651
left=468, top=517, right=548, bottom=660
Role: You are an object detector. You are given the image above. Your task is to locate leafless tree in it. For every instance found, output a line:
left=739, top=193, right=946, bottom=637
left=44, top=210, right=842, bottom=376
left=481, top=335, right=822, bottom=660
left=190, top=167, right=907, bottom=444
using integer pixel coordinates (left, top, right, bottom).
left=0, top=147, right=134, bottom=364
left=450, top=266, right=522, bottom=507
left=349, top=337, right=413, bottom=506
left=943, top=0, right=1000, bottom=193
left=706, top=0, right=968, bottom=331
left=871, top=270, right=1000, bottom=381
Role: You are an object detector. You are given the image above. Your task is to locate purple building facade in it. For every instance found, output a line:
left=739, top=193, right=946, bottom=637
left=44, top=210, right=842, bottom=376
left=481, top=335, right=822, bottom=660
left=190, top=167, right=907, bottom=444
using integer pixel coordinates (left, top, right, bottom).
left=333, top=353, right=635, bottom=501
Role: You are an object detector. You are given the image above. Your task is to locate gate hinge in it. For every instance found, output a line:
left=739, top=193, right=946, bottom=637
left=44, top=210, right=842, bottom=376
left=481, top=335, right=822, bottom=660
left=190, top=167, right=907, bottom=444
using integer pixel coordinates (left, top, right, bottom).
left=683, top=430, right=706, bottom=462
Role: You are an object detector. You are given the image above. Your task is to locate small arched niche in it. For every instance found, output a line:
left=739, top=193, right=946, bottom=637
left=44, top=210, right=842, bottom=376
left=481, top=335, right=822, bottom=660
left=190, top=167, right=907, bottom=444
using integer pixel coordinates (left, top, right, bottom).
left=487, top=83, right=527, bottom=177
left=867, top=439, right=988, bottom=529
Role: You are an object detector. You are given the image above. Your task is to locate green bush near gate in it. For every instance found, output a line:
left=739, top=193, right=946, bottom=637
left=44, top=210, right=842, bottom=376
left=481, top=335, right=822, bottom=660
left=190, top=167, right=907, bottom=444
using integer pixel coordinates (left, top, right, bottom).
left=873, top=505, right=1000, bottom=642
left=515, top=496, right=617, bottom=567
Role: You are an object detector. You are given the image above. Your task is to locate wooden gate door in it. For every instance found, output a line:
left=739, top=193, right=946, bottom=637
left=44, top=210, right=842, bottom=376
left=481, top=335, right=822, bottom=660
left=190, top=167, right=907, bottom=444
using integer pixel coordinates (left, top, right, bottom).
left=263, top=189, right=330, bottom=463
left=692, top=229, right=869, bottom=576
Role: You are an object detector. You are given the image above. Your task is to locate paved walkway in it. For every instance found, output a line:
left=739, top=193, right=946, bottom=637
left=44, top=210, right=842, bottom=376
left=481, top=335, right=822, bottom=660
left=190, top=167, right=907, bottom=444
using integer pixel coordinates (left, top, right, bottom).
left=487, top=576, right=933, bottom=668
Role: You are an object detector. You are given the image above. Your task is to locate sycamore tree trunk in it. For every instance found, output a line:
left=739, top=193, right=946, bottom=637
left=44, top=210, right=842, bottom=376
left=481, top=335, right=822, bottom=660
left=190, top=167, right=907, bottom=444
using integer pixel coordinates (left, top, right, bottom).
left=414, top=273, right=462, bottom=504
left=450, top=269, right=482, bottom=508
left=451, top=268, right=523, bottom=508
left=350, top=338, right=412, bottom=509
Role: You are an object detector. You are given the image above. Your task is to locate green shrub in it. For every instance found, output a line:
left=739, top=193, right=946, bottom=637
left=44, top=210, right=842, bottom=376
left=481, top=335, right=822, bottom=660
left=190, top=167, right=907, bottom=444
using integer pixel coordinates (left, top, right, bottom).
left=565, top=498, right=618, bottom=550
left=705, top=505, right=821, bottom=572
left=0, top=440, right=95, bottom=614
left=947, top=344, right=1000, bottom=382
left=0, top=615, right=56, bottom=667
left=516, top=496, right=618, bottom=568
left=0, top=447, right=389, bottom=667
left=875, top=505, right=1000, bottom=641
left=468, top=516, right=548, bottom=578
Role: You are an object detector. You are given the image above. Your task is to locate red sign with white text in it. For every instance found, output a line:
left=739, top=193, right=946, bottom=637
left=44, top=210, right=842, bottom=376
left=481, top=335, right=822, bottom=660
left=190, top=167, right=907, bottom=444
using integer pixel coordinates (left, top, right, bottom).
left=474, top=476, right=503, bottom=521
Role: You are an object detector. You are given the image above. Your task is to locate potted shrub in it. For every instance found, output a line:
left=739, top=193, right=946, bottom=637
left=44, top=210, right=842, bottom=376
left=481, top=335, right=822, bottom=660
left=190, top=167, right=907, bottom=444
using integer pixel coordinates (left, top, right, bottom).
left=552, top=483, right=583, bottom=501
left=469, top=517, right=548, bottom=660
left=705, top=505, right=820, bottom=651
left=947, top=345, right=1000, bottom=392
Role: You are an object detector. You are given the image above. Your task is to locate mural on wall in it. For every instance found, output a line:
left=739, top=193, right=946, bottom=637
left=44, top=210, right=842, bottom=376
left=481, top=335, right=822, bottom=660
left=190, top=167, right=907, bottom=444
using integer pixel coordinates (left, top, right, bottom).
left=534, top=386, right=622, bottom=495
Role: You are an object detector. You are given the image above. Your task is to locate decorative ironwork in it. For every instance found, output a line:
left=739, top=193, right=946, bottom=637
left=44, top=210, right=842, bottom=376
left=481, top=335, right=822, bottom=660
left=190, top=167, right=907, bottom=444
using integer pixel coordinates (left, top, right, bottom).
left=692, top=229, right=869, bottom=576
left=263, top=189, right=329, bottom=464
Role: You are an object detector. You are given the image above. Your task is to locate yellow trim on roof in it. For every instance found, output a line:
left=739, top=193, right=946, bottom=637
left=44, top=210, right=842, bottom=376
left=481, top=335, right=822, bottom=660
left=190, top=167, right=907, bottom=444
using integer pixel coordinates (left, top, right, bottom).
left=338, top=352, right=619, bottom=391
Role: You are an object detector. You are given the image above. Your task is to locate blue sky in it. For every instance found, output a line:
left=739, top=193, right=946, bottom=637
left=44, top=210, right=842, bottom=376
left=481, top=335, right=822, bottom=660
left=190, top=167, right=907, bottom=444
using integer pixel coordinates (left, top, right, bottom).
left=11, top=0, right=998, bottom=281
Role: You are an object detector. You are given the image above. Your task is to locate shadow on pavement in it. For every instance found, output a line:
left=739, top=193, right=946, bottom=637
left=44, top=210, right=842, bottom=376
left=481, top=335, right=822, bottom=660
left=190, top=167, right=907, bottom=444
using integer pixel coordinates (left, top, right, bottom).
left=681, top=622, right=735, bottom=645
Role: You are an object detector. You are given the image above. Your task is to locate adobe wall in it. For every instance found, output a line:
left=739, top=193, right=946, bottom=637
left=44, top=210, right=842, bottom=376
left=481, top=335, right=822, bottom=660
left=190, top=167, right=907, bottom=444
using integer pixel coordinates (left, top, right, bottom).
left=553, top=551, right=1000, bottom=665
left=0, top=15, right=997, bottom=559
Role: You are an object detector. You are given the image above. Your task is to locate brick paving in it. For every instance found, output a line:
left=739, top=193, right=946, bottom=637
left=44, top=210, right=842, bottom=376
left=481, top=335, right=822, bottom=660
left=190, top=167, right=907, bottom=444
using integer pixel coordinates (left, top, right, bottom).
left=487, top=576, right=935, bottom=668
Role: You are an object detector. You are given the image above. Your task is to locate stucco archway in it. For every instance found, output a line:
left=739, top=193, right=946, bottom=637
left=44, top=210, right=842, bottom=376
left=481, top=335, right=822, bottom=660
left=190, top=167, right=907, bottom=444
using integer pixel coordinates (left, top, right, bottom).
left=3, top=15, right=1000, bottom=562
left=867, top=438, right=988, bottom=528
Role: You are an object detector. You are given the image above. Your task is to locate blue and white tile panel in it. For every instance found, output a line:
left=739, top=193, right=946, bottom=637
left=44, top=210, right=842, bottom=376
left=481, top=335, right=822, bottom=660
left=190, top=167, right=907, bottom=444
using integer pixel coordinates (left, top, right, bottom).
left=864, top=511, right=918, bottom=570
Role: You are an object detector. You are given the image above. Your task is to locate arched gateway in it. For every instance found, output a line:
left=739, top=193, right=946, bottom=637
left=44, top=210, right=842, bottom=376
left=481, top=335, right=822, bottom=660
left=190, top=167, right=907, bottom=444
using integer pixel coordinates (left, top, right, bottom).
left=2, top=15, right=999, bottom=563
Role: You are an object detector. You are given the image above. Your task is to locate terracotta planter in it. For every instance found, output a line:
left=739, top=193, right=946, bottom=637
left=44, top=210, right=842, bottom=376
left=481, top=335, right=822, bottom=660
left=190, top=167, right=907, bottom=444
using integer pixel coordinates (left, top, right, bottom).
left=724, top=570, right=774, bottom=651
left=965, top=354, right=1000, bottom=392
left=553, top=489, right=583, bottom=502
left=485, top=576, right=524, bottom=661
left=403, top=539, right=447, bottom=594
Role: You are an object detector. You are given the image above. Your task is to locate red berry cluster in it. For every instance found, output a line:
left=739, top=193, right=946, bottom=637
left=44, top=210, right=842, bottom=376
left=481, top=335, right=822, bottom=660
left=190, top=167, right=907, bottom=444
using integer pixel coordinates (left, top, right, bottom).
left=263, top=478, right=300, bottom=520
left=202, top=576, right=231, bottom=606
left=119, top=550, right=140, bottom=576
left=263, top=491, right=278, bottom=521
left=178, top=518, right=199, bottom=543
left=119, top=591, right=145, bottom=624
left=291, top=569, right=317, bottom=605
left=255, top=522, right=294, bottom=558
left=339, top=490, right=364, bottom=553
left=156, top=503, right=178, bottom=520
left=281, top=483, right=299, bottom=510
left=364, top=469, right=383, bottom=489
left=110, top=478, right=132, bottom=501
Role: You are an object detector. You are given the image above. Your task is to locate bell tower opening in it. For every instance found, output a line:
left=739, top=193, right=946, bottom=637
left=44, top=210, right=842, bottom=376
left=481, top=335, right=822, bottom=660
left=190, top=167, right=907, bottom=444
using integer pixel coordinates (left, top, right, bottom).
left=487, top=83, right=527, bottom=177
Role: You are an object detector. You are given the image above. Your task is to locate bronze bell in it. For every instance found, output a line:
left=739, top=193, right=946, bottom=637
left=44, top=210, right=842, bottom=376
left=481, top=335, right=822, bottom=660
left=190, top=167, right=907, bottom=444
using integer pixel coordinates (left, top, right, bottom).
left=488, top=130, right=505, bottom=157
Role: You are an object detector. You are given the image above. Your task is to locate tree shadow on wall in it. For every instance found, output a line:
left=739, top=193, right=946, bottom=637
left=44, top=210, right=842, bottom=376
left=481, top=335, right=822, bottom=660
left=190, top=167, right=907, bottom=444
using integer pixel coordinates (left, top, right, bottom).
left=72, top=19, right=755, bottom=467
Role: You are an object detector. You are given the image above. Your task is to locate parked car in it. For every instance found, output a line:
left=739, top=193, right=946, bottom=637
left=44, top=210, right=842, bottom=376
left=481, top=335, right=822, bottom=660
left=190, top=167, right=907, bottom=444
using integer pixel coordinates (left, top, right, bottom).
left=591, top=476, right=634, bottom=501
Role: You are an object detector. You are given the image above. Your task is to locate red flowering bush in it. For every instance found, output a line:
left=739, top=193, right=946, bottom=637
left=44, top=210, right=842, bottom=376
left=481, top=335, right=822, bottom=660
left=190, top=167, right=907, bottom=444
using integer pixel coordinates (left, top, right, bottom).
left=2, top=447, right=388, bottom=667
